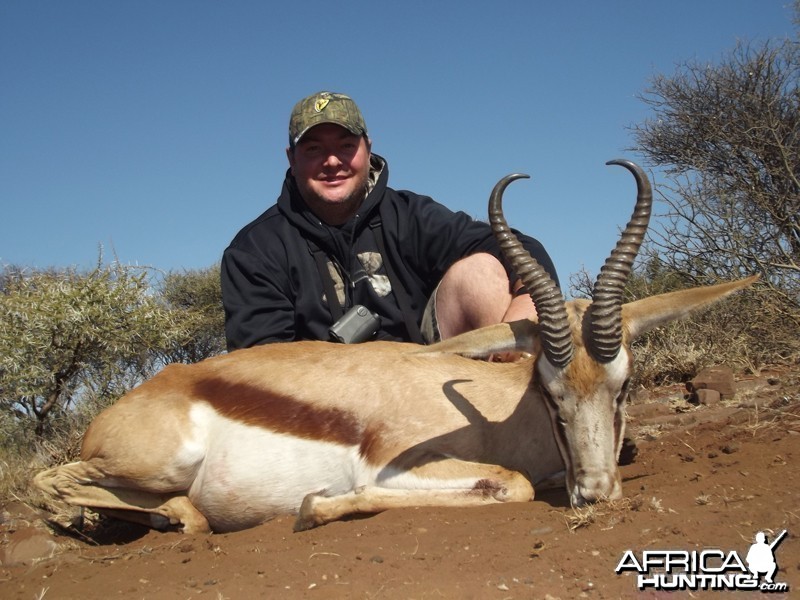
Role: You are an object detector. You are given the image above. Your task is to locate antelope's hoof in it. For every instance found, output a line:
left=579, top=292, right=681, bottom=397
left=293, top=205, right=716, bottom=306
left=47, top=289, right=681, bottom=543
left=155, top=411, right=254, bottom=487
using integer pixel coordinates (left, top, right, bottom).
left=294, top=492, right=324, bottom=532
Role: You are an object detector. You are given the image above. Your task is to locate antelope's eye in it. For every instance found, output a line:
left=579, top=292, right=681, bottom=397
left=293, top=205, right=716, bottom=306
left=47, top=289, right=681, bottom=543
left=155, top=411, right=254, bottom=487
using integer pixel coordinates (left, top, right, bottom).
left=545, top=395, right=568, bottom=425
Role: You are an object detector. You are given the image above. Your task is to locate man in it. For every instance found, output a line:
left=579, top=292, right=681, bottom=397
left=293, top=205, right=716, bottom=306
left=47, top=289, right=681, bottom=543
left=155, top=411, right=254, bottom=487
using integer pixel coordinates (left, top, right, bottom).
left=221, top=91, right=559, bottom=350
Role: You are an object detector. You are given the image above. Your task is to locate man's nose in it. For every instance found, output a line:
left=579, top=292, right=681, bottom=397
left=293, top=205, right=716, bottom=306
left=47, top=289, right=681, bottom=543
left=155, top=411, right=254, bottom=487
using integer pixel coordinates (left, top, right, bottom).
left=323, top=152, right=342, bottom=167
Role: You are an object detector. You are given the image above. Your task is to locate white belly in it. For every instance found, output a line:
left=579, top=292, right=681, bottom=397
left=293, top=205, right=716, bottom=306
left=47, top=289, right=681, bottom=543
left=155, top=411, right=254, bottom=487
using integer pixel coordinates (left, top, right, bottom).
left=185, top=404, right=364, bottom=531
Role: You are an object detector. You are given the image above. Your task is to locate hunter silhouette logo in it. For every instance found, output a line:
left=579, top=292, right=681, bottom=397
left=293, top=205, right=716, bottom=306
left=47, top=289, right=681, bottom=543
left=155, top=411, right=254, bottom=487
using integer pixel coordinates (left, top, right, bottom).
left=746, top=530, right=786, bottom=584
left=616, top=529, right=789, bottom=592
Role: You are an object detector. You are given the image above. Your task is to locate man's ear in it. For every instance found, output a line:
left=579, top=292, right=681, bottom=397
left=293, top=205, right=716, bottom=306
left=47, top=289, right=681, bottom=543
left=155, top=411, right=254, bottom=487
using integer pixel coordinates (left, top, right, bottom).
left=286, top=146, right=295, bottom=175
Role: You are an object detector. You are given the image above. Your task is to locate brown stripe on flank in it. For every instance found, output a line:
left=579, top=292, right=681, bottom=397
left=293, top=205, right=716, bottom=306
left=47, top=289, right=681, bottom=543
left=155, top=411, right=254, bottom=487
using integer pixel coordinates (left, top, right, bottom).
left=192, top=377, right=362, bottom=446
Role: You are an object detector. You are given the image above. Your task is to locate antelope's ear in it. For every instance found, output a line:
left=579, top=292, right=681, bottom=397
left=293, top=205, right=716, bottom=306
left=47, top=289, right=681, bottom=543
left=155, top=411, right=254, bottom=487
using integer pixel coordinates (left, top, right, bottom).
left=418, top=320, right=540, bottom=359
left=622, top=275, right=759, bottom=341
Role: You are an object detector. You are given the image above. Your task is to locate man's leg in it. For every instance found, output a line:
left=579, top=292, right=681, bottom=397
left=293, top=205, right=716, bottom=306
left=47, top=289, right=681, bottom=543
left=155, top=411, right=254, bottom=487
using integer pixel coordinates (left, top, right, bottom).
left=433, top=253, right=537, bottom=339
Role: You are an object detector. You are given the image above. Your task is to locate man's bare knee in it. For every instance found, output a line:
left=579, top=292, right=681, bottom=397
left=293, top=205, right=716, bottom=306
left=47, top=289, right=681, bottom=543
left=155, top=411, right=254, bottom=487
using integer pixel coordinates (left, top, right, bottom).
left=436, top=253, right=513, bottom=338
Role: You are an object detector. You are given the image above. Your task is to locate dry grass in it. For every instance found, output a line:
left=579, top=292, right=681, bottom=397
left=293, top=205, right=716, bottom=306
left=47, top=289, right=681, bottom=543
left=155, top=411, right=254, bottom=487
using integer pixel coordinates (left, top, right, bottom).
left=563, top=495, right=667, bottom=532
left=0, top=448, right=44, bottom=508
left=0, top=416, right=85, bottom=515
left=695, top=493, right=712, bottom=506
left=630, top=288, right=800, bottom=387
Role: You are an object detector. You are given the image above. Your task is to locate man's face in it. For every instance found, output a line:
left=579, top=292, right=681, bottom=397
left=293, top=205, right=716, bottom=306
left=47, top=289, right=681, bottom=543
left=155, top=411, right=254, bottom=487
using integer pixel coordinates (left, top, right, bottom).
left=287, top=123, right=372, bottom=225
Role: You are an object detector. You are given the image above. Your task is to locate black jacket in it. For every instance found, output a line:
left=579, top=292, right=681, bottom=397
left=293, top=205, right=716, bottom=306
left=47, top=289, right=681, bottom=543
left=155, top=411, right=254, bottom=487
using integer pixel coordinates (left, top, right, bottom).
left=221, top=155, right=558, bottom=350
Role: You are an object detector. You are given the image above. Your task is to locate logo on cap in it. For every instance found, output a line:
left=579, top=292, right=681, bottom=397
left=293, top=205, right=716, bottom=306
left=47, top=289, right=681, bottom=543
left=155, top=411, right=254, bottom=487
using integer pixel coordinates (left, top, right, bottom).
left=314, top=97, right=330, bottom=112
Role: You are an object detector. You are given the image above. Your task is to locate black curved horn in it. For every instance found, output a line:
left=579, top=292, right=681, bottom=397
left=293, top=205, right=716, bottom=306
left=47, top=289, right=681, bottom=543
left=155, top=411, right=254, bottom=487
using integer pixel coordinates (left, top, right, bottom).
left=489, top=174, right=574, bottom=368
left=587, top=159, right=653, bottom=362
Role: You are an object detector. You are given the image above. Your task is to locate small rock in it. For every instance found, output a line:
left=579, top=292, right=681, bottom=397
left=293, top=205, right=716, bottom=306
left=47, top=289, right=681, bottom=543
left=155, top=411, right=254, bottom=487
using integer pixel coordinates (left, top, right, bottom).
left=696, top=388, right=721, bottom=406
left=721, top=443, right=740, bottom=455
left=687, top=366, right=735, bottom=399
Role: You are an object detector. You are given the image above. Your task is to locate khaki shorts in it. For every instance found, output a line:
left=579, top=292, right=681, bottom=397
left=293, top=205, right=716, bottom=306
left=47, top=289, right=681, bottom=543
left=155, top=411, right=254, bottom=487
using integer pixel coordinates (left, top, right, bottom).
left=419, top=283, right=442, bottom=344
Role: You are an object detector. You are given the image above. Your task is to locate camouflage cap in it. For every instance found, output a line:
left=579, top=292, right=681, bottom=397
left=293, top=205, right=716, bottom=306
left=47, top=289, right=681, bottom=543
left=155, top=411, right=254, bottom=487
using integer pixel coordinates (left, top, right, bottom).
left=288, top=91, right=367, bottom=147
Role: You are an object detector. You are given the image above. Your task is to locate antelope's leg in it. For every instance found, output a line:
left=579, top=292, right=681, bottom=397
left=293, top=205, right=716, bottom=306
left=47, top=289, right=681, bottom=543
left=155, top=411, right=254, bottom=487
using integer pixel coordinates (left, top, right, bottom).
left=34, top=462, right=210, bottom=534
left=294, top=459, right=533, bottom=531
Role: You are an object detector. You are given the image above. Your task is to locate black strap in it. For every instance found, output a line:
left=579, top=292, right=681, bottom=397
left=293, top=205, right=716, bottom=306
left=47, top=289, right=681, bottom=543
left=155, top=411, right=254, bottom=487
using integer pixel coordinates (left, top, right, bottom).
left=308, top=240, right=344, bottom=322
left=371, top=221, right=425, bottom=344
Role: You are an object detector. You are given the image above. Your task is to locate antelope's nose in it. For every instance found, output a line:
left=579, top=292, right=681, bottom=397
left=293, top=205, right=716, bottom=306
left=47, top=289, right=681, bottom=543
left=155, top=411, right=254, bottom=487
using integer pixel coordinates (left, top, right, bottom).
left=574, top=471, right=622, bottom=505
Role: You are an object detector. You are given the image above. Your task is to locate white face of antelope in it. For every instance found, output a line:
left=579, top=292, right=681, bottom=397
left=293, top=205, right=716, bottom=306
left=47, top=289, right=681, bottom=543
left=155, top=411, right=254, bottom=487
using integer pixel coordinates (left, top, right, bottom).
left=487, top=159, right=652, bottom=506
left=536, top=349, right=631, bottom=507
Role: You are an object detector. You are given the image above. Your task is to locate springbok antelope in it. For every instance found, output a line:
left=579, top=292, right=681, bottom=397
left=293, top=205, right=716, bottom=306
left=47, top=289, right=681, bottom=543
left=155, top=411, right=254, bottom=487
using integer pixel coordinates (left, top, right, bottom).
left=35, top=160, right=756, bottom=533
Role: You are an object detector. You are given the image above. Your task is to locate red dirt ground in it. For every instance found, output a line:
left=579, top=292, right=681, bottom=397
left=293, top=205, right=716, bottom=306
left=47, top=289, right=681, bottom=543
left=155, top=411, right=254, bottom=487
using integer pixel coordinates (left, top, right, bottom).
left=2, top=367, right=798, bottom=599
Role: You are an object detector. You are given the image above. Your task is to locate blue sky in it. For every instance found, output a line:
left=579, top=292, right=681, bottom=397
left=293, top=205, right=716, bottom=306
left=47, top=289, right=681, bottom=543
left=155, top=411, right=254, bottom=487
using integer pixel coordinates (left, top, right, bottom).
left=1, top=1, right=795, bottom=289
